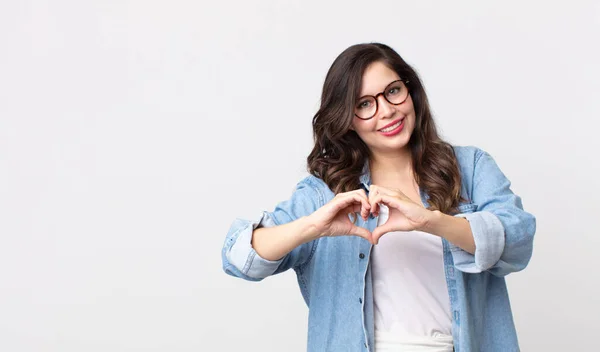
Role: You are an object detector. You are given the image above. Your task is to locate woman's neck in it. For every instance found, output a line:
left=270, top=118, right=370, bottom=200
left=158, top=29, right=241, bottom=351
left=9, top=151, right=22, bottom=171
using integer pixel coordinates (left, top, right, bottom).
left=369, top=148, right=415, bottom=187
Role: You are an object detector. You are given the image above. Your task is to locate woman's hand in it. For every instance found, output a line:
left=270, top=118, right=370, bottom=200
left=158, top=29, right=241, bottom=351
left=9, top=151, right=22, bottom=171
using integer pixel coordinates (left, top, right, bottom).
left=368, top=185, right=433, bottom=244
left=306, top=186, right=437, bottom=245
left=308, top=189, right=374, bottom=244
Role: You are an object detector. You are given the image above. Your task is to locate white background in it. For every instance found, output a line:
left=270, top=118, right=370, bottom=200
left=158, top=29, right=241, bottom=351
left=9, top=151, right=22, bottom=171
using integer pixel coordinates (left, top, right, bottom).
left=1, top=1, right=599, bottom=351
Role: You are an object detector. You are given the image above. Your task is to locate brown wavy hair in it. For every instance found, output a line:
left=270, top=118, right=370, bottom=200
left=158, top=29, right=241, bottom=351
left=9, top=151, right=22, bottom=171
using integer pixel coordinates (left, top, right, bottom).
left=307, top=43, right=463, bottom=214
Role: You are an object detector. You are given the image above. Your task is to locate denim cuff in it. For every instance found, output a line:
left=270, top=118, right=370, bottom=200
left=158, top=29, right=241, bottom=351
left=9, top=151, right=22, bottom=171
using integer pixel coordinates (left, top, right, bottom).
left=226, top=211, right=284, bottom=279
left=450, top=211, right=505, bottom=273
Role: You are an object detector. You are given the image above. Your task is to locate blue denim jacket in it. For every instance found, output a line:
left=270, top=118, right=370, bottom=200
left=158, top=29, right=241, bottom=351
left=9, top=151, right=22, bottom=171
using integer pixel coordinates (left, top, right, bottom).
left=222, top=146, right=536, bottom=352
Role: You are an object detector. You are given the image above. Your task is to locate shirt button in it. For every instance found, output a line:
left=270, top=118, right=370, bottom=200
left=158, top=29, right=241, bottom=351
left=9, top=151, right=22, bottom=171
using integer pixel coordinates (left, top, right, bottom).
left=359, top=253, right=365, bottom=259
left=359, top=297, right=362, bottom=304
left=453, top=310, right=460, bottom=323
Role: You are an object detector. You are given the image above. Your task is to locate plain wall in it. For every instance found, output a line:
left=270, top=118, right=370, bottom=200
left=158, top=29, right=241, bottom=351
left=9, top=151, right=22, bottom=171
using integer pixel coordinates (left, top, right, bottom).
left=1, top=0, right=599, bottom=351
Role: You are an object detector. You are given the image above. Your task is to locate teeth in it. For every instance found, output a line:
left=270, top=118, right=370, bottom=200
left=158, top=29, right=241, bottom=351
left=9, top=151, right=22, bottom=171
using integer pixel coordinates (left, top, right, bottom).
left=380, top=120, right=402, bottom=132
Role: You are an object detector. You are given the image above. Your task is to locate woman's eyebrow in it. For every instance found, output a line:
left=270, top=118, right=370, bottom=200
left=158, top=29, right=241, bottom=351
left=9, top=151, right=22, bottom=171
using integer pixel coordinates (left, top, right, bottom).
left=357, top=80, right=396, bottom=98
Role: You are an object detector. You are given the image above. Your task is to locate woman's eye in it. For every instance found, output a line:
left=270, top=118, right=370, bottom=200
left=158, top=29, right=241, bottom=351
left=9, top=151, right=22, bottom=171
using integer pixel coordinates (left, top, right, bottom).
left=358, top=101, right=371, bottom=109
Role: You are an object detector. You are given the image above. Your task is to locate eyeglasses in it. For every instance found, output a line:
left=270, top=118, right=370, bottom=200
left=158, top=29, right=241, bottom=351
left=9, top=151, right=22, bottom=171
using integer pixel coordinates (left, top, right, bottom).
left=354, top=79, right=410, bottom=120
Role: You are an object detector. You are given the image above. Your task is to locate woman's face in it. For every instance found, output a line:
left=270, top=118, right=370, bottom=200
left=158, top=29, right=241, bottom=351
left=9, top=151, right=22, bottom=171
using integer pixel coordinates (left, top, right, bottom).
left=350, top=61, right=416, bottom=155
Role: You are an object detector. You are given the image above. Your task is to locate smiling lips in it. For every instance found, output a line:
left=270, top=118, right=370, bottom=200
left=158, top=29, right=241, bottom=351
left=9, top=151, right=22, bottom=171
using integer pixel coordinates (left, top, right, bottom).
left=378, top=118, right=405, bottom=136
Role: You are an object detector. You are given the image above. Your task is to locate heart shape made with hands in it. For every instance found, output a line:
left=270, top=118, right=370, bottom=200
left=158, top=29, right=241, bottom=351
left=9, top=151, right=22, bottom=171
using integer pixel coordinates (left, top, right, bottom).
left=356, top=185, right=432, bottom=244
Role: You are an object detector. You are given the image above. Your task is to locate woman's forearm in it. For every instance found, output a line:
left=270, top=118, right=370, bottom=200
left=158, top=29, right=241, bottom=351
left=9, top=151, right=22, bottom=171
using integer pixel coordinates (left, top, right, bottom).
left=251, top=216, right=320, bottom=261
left=421, top=211, right=476, bottom=254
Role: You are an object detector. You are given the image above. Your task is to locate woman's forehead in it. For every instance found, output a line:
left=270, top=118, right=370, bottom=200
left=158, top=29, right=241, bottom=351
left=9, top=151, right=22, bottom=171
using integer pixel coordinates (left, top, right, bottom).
left=359, top=62, right=400, bottom=96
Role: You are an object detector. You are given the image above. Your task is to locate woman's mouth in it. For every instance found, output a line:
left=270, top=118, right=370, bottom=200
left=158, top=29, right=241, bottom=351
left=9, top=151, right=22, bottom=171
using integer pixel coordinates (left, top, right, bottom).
left=378, top=118, right=405, bottom=136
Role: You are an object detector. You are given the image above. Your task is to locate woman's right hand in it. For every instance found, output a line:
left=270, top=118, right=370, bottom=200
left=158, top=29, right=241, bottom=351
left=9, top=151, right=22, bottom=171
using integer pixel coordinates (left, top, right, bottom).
left=307, top=189, right=374, bottom=244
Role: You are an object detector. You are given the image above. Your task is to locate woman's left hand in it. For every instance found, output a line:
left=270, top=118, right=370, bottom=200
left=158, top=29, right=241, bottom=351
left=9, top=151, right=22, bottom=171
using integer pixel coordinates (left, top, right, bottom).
left=369, top=185, right=434, bottom=244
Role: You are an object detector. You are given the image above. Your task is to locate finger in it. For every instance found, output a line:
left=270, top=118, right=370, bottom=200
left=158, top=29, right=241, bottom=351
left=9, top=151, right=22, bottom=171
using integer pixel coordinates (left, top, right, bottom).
left=368, top=186, right=379, bottom=216
left=371, top=194, right=402, bottom=211
left=350, top=204, right=362, bottom=214
left=335, top=193, right=367, bottom=210
left=371, top=185, right=393, bottom=197
left=341, top=189, right=369, bottom=202
left=352, top=188, right=369, bottom=200
left=335, top=194, right=371, bottom=221
left=348, top=194, right=371, bottom=219
left=371, top=185, right=407, bottom=199
left=343, top=190, right=371, bottom=216
left=369, top=187, right=395, bottom=216
left=341, top=204, right=364, bottom=224
left=353, top=189, right=371, bottom=219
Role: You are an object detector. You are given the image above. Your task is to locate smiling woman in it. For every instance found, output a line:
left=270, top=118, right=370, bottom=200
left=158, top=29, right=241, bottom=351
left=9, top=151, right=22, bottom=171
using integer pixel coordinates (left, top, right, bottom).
left=221, top=43, right=536, bottom=352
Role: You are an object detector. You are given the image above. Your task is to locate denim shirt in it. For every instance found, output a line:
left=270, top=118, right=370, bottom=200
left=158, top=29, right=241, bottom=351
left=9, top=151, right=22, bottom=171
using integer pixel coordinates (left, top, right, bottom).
left=222, top=146, right=536, bottom=352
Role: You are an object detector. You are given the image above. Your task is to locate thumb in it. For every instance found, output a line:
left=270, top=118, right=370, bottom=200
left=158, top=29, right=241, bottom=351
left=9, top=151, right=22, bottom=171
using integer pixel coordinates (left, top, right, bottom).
left=351, top=226, right=374, bottom=244
left=372, top=225, right=393, bottom=245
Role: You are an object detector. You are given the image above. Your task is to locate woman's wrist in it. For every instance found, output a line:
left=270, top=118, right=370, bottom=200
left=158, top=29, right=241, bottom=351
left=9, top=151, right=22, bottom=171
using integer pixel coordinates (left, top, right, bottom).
left=419, top=210, right=475, bottom=254
left=296, top=215, right=322, bottom=243
left=417, top=209, right=444, bottom=234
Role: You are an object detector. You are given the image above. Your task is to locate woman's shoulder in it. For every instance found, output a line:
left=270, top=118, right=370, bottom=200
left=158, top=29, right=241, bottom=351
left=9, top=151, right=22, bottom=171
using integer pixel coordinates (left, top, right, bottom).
left=452, top=145, right=500, bottom=180
left=451, top=145, right=491, bottom=169
left=452, top=145, right=485, bottom=161
left=297, top=174, right=334, bottom=196
left=452, top=145, right=508, bottom=184
left=281, top=174, right=334, bottom=209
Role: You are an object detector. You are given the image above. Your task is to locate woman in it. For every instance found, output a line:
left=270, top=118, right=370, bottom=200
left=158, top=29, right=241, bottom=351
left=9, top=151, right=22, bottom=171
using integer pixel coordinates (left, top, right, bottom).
left=221, top=43, right=536, bottom=352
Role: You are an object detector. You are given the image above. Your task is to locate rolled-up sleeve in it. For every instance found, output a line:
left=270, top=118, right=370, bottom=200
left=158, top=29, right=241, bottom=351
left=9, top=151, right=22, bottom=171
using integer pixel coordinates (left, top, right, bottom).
left=222, top=178, right=323, bottom=281
left=451, top=150, right=537, bottom=277
left=222, top=212, right=285, bottom=281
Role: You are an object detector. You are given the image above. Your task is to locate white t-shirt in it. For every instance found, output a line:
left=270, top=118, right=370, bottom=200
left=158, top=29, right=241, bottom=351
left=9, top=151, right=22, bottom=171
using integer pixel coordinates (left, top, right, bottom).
left=371, top=204, right=453, bottom=349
